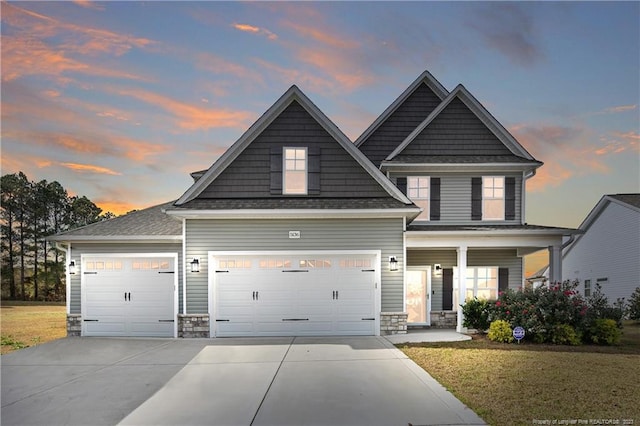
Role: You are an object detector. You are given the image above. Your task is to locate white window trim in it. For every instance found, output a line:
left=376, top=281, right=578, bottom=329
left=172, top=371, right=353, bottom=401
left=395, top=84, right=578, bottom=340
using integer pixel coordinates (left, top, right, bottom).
left=407, top=176, right=430, bottom=221
left=482, top=176, right=505, bottom=221
left=283, top=147, right=308, bottom=195
left=453, top=266, right=499, bottom=307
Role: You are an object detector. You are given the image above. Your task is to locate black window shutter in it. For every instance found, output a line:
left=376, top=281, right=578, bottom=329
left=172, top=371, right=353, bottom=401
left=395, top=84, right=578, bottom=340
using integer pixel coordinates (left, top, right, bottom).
left=471, top=177, right=482, bottom=220
left=270, top=147, right=282, bottom=195
left=430, top=177, right=441, bottom=220
left=505, top=177, right=516, bottom=220
left=396, top=177, right=407, bottom=194
left=308, top=147, right=321, bottom=195
left=498, top=268, right=509, bottom=293
left=443, top=268, right=453, bottom=310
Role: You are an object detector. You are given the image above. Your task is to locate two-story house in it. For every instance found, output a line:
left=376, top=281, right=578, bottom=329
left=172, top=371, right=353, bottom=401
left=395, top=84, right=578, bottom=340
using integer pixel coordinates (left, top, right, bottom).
left=50, top=71, right=576, bottom=338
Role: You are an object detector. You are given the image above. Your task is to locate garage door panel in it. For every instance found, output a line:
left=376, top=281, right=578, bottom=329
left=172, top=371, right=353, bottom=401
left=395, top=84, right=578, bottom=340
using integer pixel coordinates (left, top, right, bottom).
left=82, top=256, right=176, bottom=337
left=213, top=253, right=377, bottom=337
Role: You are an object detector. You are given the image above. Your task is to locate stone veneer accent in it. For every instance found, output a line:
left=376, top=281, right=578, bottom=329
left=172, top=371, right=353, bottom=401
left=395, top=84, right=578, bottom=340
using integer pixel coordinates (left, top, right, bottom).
left=67, top=314, right=82, bottom=336
left=429, top=311, right=457, bottom=328
left=380, top=312, right=408, bottom=335
left=178, top=314, right=210, bottom=338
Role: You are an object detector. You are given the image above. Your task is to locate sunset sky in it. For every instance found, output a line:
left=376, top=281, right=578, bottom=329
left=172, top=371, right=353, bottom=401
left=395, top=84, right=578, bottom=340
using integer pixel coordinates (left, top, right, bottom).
left=2, top=1, right=639, bottom=275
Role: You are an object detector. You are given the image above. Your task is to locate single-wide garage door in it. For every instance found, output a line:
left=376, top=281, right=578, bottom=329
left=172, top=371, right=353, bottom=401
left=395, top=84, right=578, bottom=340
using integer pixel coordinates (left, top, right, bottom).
left=213, top=253, right=378, bottom=337
left=82, top=256, right=176, bottom=337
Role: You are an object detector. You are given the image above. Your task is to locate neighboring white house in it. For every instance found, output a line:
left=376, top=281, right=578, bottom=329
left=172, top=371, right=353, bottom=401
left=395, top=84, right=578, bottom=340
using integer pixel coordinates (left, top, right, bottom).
left=562, top=194, right=640, bottom=302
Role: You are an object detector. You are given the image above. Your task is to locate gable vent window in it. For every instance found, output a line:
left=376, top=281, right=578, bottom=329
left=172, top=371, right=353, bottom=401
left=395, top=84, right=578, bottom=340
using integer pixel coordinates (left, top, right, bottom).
left=283, top=147, right=307, bottom=194
left=408, top=177, right=430, bottom=221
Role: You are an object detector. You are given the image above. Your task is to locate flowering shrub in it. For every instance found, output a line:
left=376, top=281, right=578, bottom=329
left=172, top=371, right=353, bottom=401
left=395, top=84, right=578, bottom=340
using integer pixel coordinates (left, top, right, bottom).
left=487, top=320, right=514, bottom=343
left=460, top=279, right=625, bottom=345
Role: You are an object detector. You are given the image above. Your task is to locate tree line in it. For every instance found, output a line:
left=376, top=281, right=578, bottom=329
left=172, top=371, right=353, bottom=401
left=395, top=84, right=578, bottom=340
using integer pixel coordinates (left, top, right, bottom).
left=1, top=172, right=115, bottom=301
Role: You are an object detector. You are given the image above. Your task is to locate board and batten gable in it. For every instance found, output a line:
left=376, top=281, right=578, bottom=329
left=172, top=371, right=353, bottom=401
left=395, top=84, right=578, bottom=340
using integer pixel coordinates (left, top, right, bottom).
left=67, top=243, right=183, bottom=314
left=184, top=218, right=404, bottom=313
left=357, top=83, right=444, bottom=166
left=197, top=100, right=388, bottom=199
left=563, top=200, right=640, bottom=301
left=390, top=172, right=523, bottom=224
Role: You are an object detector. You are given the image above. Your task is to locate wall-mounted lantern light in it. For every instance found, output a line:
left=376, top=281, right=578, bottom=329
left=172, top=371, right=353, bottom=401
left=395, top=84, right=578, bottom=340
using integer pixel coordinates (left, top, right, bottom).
left=68, top=260, right=77, bottom=275
left=190, top=257, right=200, bottom=273
left=434, top=264, right=442, bottom=276
left=389, top=256, right=398, bottom=272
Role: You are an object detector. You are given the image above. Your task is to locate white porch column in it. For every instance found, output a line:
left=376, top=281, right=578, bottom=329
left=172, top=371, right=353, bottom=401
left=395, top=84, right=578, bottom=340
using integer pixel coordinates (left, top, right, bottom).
left=548, top=245, right=562, bottom=284
left=456, top=245, right=468, bottom=333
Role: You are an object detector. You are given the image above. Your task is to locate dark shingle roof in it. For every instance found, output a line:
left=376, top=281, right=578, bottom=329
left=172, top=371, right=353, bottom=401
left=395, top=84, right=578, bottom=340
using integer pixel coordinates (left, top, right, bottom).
left=609, top=193, right=640, bottom=209
left=49, top=201, right=182, bottom=240
left=174, top=197, right=413, bottom=210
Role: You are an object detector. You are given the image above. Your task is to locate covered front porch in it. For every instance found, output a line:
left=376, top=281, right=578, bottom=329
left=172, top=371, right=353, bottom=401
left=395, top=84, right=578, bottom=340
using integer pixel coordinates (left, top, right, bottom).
left=403, top=225, right=577, bottom=332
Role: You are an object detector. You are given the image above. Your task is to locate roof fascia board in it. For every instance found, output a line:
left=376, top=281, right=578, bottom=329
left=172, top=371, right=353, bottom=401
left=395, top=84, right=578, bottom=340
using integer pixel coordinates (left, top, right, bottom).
left=406, top=233, right=566, bottom=249
left=165, top=208, right=421, bottom=220
left=176, top=86, right=412, bottom=205
left=406, top=228, right=578, bottom=237
left=380, top=162, right=541, bottom=173
left=385, top=84, right=538, bottom=162
left=47, top=235, right=182, bottom=243
left=354, top=71, right=449, bottom=147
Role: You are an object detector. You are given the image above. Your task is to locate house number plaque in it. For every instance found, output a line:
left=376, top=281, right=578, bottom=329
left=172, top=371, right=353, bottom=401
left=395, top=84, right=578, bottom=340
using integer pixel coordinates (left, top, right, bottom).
left=288, top=231, right=301, bottom=239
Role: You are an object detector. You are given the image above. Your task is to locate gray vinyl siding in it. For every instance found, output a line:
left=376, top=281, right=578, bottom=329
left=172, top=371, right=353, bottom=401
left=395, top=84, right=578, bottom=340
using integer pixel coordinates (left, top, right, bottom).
left=68, top=243, right=183, bottom=314
left=392, top=173, right=522, bottom=224
left=185, top=218, right=404, bottom=313
left=358, top=83, right=443, bottom=166
left=401, top=97, right=513, bottom=157
left=563, top=202, right=640, bottom=301
left=407, top=248, right=522, bottom=310
left=199, top=101, right=388, bottom=198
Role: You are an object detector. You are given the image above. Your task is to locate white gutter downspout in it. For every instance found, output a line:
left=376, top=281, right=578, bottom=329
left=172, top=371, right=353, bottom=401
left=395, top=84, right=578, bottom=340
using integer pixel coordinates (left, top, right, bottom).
left=55, top=242, right=71, bottom=315
left=522, top=169, right=536, bottom=224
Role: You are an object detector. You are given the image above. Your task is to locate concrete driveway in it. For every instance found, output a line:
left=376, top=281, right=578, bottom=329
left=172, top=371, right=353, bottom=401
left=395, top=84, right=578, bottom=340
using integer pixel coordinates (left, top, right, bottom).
left=2, top=336, right=485, bottom=426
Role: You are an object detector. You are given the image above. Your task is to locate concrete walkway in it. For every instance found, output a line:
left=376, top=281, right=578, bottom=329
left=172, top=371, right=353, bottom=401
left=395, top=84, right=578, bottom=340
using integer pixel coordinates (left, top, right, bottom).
left=2, top=336, right=485, bottom=426
left=385, top=328, right=472, bottom=344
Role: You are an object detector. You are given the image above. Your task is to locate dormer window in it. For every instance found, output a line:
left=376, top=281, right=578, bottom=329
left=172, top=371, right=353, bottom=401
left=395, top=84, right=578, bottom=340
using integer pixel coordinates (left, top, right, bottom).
left=283, top=147, right=307, bottom=194
left=407, top=176, right=430, bottom=221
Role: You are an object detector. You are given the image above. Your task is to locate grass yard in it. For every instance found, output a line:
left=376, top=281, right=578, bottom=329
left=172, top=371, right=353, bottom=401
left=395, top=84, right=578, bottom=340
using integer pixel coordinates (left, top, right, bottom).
left=1, top=301, right=67, bottom=355
left=400, top=321, right=640, bottom=426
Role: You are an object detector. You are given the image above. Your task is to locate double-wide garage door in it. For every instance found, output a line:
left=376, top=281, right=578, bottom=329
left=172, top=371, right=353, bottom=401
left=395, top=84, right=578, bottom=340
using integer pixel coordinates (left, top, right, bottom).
left=82, top=255, right=176, bottom=337
left=213, top=253, right=378, bottom=337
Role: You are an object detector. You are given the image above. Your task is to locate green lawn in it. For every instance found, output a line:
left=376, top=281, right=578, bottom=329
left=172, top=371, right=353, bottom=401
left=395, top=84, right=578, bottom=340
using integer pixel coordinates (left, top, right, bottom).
left=1, top=301, right=66, bottom=355
left=400, top=321, right=640, bottom=426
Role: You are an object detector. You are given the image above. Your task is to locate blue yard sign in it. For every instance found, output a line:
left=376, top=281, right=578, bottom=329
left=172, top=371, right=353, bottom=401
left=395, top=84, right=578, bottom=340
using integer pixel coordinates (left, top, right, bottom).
left=513, top=326, right=525, bottom=343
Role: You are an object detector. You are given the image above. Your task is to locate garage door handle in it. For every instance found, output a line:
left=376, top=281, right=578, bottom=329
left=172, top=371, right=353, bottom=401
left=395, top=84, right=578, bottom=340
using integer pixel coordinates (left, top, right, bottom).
left=282, top=318, right=309, bottom=321
left=124, top=292, right=131, bottom=301
left=252, top=291, right=259, bottom=300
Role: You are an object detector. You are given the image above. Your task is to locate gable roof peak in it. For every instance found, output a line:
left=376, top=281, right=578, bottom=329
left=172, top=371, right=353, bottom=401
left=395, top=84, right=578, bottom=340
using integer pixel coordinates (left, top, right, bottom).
left=384, top=82, right=538, bottom=162
left=354, top=70, right=449, bottom=147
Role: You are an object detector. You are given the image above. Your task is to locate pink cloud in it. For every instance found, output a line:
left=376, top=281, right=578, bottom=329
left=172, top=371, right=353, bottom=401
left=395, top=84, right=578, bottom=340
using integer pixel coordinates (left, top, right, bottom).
left=233, top=23, right=278, bottom=40
left=59, top=162, right=121, bottom=175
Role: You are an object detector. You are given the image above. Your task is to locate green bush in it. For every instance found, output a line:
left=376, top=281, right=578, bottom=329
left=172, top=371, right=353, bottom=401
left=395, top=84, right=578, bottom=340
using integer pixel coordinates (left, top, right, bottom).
left=628, top=287, right=640, bottom=321
left=488, top=320, right=514, bottom=343
left=549, top=324, right=581, bottom=345
left=462, top=297, right=491, bottom=332
left=589, top=319, right=621, bottom=345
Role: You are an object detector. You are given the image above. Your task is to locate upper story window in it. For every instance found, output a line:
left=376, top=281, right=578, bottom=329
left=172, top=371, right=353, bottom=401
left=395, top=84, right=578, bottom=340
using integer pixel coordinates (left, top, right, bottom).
left=483, top=176, right=504, bottom=220
left=407, top=176, right=430, bottom=221
left=283, top=147, right=307, bottom=194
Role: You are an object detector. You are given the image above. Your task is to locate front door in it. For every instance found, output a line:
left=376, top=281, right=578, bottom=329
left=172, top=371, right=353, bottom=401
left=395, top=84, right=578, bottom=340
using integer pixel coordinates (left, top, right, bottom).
left=406, top=268, right=431, bottom=325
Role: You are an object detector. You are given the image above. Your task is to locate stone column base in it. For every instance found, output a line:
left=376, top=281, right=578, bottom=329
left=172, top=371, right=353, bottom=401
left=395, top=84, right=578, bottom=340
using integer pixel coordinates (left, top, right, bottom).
left=178, top=314, right=210, bottom=338
left=67, top=314, right=82, bottom=336
left=380, top=312, right=408, bottom=335
left=429, top=311, right=457, bottom=328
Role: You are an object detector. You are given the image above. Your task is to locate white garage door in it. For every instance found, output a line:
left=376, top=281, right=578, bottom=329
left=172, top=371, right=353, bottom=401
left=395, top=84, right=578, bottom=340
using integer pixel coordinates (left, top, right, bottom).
left=212, top=253, right=378, bottom=337
left=82, top=255, right=176, bottom=337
